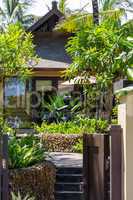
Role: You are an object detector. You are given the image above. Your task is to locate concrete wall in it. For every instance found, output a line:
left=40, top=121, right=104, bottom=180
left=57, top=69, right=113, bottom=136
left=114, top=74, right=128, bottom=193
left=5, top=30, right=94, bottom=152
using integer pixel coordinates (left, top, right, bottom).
left=118, top=91, right=133, bottom=200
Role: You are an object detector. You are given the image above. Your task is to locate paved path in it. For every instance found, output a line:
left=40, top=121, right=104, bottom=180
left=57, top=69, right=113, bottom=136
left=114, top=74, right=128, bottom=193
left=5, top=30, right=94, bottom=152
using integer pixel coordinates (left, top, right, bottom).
left=47, top=152, right=83, bottom=168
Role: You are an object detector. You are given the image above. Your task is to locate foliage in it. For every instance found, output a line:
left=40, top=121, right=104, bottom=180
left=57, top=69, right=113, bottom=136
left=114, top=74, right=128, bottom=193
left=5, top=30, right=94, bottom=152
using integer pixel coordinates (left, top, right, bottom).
left=0, top=0, right=35, bottom=29
left=42, top=95, right=65, bottom=114
left=64, top=17, right=133, bottom=118
left=35, top=116, right=108, bottom=134
left=0, top=24, right=37, bottom=79
left=100, top=0, right=133, bottom=12
left=59, top=0, right=68, bottom=14
left=66, top=18, right=133, bottom=86
left=8, top=135, right=45, bottom=169
left=41, top=95, right=81, bottom=123
left=56, top=1, right=127, bottom=33
left=11, top=192, right=35, bottom=200
left=73, top=139, right=83, bottom=153
left=0, top=117, right=14, bottom=135
left=56, top=12, right=94, bottom=33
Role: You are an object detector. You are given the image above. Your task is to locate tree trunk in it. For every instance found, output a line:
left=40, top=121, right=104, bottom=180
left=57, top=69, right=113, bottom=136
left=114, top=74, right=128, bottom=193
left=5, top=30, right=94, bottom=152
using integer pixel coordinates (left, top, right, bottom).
left=92, top=0, right=99, bottom=25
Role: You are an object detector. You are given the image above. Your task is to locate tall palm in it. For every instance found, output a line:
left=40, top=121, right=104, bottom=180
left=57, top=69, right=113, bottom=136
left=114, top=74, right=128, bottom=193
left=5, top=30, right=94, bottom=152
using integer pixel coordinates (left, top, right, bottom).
left=0, top=0, right=35, bottom=29
left=92, top=0, right=99, bottom=24
left=91, top=0, right=133, bottom=25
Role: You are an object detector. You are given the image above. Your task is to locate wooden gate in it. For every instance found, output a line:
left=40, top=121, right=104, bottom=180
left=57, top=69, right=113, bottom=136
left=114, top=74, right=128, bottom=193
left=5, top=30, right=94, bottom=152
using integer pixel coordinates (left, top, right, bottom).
left=83, top=125, right=123, bottom=200
left=0, top=134, right=8, bottom=200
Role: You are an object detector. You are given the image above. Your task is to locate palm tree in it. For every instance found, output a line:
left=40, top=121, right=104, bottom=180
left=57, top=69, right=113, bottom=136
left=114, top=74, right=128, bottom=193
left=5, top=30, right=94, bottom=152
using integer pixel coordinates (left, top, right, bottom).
left=92, top=0, right=99, bottom=24
left=0, top=0, right=35, bottom=29
left=100, top=0, right=133, bottom=12
left=92, top=0, right=133, bottom=25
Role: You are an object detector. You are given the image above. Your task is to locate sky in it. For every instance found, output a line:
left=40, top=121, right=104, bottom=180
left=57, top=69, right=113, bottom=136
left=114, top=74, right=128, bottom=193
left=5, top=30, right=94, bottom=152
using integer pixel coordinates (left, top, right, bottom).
left=29, top=0, right=93, bottom=16
left=0, top=0, right=132, bottom=19
left=0, top=0, right=92, bottom=17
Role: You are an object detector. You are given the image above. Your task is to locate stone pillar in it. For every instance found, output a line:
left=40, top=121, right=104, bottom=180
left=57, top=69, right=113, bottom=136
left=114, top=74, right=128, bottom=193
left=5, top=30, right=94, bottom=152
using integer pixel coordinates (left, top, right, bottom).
left=118, top=88, right=133, bottom=200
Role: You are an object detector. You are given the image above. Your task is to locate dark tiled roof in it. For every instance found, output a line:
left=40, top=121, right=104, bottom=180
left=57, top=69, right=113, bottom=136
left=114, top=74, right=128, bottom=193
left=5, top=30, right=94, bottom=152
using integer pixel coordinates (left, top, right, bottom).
left=34, top=33, right=71, bottom=69
left=28, top=2, right=71, bottom=70
left=28, top=8, right=63, bottom=32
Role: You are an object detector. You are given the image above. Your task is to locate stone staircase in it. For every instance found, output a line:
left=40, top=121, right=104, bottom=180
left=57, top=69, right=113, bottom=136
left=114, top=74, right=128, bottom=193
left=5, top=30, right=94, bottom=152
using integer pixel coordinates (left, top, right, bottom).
left=55, top=167, right=84, bottom=200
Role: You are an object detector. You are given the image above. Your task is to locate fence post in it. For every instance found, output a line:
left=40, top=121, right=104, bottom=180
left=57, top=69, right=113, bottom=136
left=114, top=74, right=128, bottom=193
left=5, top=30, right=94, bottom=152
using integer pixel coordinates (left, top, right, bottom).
left=2, top=134, right=9, bottom=200
left=0, top=134, right=8, bottom=200
left=0, top=135, right=2, bottom=200
left=83, top=134, right=109, bottom=200
left=110, top=125, right=123, bottom=200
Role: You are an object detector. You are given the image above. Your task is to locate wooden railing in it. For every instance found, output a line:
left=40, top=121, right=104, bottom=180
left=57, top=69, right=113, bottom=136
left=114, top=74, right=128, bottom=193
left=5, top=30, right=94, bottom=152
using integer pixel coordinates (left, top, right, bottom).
left=83, top=125, right=123, bottom=200
left=0, top=134, right=8, bottom=200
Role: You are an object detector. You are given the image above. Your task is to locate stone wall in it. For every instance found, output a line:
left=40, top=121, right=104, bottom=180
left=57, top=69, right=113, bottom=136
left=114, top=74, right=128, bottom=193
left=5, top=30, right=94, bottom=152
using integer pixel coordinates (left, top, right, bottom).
left=42, top=134, right=82, bottom=152
left=9, top=161, right=56, bottom=200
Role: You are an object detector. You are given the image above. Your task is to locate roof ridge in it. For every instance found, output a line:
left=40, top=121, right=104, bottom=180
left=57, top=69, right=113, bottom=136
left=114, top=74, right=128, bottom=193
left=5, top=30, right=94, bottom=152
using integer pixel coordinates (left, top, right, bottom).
left=28, top=7, right=64, bottom=33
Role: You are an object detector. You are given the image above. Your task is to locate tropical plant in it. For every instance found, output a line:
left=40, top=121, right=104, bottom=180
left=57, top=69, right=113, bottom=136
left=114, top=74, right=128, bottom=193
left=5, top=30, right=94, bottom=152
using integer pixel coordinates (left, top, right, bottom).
left=59, top=0, right=68, bottom=14
left=100, top=0, right=133, bottom=12
left=65, top=16, right=133, bottom=118
left=11, top=192, right=35, bottom=200
left=8, top=135, right=45, bottom=169
left=42, top=95, right=66, bottom=113
left=0, top=117, right=14, bottom=135
left=35, top=117, right=108, bottom=134
left=0, top=23, right=37, bottom=79
left=57, top=0, right=133, bottom=33
left=41, top=95, right=81, bottom=123
left=92, top=0, right=99, bottom=24
left=73, top=139, right=83, bottom=153
left=0, top=0, right=35, bottom=29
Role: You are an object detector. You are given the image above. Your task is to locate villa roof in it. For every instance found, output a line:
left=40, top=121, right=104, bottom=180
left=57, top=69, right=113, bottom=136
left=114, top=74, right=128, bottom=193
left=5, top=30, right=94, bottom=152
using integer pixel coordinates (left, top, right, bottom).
left=28, top=1, right=63, bottom=33
left=34, top=34, right=71, bottom=69
left=28, top=1, right=71, bottom=70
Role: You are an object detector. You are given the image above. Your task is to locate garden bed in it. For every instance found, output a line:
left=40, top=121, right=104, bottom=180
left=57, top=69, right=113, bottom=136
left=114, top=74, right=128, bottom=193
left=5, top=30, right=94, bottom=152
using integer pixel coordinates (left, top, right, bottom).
left=9, top=161, right=56, bottom=200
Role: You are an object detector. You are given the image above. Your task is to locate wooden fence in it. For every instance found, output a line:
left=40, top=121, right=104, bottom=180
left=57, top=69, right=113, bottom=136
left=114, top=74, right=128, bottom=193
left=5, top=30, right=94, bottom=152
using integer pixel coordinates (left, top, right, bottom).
left=0, top=134, right=8, bottom=200
left=83, top=125, right=123, bottom=200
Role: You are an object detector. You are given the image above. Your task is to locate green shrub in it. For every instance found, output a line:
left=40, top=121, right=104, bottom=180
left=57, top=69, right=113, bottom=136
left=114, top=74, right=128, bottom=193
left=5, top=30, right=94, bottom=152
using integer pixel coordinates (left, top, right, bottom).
left=35, top=117, right=108, bottom=135
left=11, top=192, right=35, bottom=200
left=73, top=139, right=83, bottom=153
left=0, top=117, right=14, bottom=135
left=41, top=95, right=81, bottom=123
left=9, top=135, right=45, bottom=169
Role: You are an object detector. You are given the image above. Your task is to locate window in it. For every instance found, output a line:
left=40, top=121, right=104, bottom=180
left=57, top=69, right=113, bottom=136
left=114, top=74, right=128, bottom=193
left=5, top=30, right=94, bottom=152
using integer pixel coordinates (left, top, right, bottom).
left=4, top=78, right=26, bottom=109
left=4, top=78, right=30, bottom=128
left=36, top=80, right=52, bottom=92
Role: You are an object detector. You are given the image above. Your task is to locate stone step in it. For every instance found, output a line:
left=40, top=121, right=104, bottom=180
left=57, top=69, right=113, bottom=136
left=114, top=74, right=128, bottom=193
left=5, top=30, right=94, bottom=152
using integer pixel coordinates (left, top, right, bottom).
left=55, top=191, right=84, bottom=200
left=55, top=182, right=83, bottom=192
left=57, top=167, right=82, bottom=175
left=56, top=174, right=83, bottom=183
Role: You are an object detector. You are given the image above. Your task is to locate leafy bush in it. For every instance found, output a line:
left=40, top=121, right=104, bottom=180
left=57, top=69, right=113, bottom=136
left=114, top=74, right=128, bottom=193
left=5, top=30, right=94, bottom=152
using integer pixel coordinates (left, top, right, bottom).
left=9, top=135, right=45, bottom=169
left=0, top=117, right=14, bottom=135
left=35, top=117, right=108, bottom=134
left=73, top=139, right=83, bottom=153
left=41, top=95, right=81, bottom=123
left=11, top=192, right=35, bottom=200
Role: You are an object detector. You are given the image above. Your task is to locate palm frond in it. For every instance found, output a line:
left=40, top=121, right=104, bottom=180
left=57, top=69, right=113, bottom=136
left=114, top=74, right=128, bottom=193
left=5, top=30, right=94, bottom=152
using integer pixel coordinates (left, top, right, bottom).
left=0, top=0, right=33, bottom=28
left=59, top=0, right=67, bottom=14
